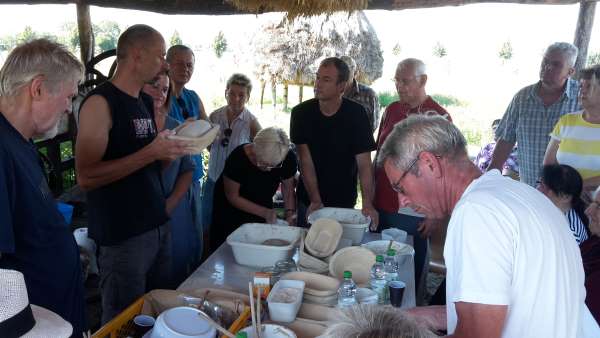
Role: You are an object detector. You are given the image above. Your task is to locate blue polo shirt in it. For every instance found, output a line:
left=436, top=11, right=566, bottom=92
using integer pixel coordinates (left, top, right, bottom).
left=169, top=87, right=204, bottom=181
left=0, top=113, right=86, bottom=335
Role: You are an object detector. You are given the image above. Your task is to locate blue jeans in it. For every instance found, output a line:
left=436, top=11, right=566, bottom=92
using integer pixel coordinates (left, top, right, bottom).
left=201, top=178, right=215, bottom=236
left=376, top=209, right=428, bottom=300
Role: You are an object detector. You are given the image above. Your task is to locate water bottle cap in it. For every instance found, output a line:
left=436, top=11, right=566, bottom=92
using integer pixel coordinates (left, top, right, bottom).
left=236, top=332, right=248, bottom=338
left=376, top=255, right=384, bottom=262
left=343, top=271, right=352, bottom=278
left=387, top=249, right=396, bottom=256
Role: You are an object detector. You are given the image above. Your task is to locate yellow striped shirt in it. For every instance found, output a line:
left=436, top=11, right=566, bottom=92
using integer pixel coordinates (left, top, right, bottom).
left=551, top=110, right=600, bottom=180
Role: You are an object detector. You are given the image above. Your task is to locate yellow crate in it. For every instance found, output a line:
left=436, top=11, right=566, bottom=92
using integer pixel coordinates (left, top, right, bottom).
left=92, top=296, right=251, bottom=338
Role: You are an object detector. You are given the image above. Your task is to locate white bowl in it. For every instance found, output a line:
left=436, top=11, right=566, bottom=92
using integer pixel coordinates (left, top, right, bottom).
left=176, top=120, right=212, bottom=137
left=227, top=223, right=302, bottom=267
left=328, top=246, right=376, bottom=287
left=239, top=324, right=297, bottom=338
left=308, top=208, right=370, bottom=245
left=381, top=228, right=408, bottom=243
left=149, top=306, right=216, bottom=338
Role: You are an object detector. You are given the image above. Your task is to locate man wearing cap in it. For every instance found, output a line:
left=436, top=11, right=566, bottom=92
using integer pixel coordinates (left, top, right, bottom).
left=380, top=115, right=599, bottom=337
left=340, top=55, right=380, bottom=132
left=76, top=25, right=192, bottom=323
left=290, top=57, right=378, bottom=228
left=0, top=39, right=87, bottom=336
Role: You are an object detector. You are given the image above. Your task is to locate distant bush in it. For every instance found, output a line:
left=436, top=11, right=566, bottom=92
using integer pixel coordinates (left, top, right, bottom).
left=462, top=128, right=483, bottom=146
left=378, top=91, right=399, bottom=107
left=378, top=91, right=465, bottom=108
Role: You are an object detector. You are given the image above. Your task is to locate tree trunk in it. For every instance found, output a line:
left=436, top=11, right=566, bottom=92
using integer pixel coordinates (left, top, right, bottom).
left=271, top=80, right=277, bottom=109
left=76, top=2, right=94, bottom=67
left=283, top=83, right=289, bottom=110
left=573, top=1, right=597, bottom=74
left=260, top=81, right=266, bottom=109
left=299, top=85, right=304, bottom=103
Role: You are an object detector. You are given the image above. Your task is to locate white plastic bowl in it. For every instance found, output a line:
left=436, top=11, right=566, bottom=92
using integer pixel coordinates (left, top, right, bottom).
left=149, top=306, right=216, bottom=338
left=308, top=208, right=370, bottom=245
left=227, top=223, right=302, bottom=267
left=381, top=228, right=408, bottom=243
left=267, top=279, right=305, bottom=323
left=239, top=324, right=297, bottom=338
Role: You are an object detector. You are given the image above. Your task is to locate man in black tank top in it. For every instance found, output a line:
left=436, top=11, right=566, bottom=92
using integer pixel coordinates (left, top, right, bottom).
left=76, top=24, right=193, bottom=324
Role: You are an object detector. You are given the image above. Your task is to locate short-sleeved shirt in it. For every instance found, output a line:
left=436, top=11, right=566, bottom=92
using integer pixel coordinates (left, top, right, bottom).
left=474, top=142, right=519, bottom=173
left=290, top=98, right=376, bottom=207
left=169, top=88, right=205, bottom=181
left=445, top=170, right=596, bottom=337
left=211, top=144, right=297, bottom=245
left=374, top=97, right=450, bottom=213
left=344, top=80, right=380, bottom=131
left=566, top=208, right=589, bottom=246
left=0, top=113, right=87, bottom=335
left=550, top=110, right=600, bottom=181
left=496, top=79, right=580, bottom=187
left=208, top=106, right=258, bottom=181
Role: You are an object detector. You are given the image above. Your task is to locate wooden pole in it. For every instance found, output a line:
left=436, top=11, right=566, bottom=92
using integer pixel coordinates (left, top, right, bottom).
left=283, top=83, right=289, bottom=110
left=574, top=1, right=597, bottom=73
left=76, top=1, right=94, bottom=67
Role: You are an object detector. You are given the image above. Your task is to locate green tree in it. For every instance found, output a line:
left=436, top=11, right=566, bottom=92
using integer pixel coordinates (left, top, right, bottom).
left=587, top=51, right=600, bottom=67
left=498, top=41, right=513, bottom=61
left=433, top=41, right=447, bottom=58
left=95, top=21, right=121, bottom=53
left=392, top=43, right=402, bottom=56
left=16, top=26, right=39, bottom=44
left=212, top=31, right=228, bottom=58
left=170, top=30, right=183, bottom=46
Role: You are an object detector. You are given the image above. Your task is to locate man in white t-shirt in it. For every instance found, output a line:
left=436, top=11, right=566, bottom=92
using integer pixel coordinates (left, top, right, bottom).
left=378, top=115, right=599, bottom=337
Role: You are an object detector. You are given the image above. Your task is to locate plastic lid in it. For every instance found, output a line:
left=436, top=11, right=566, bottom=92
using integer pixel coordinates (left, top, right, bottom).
left=343, top=271, right=353, bottom=278
left=236, top=332, right=248, bottom=338
left=387, top=249, right=396, bottom=256
left=376, top=255, right=384, bottom=262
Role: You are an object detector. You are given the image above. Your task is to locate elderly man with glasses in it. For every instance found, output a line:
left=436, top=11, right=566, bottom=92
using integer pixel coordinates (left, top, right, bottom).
left=380, top=115, right=599, bottom=338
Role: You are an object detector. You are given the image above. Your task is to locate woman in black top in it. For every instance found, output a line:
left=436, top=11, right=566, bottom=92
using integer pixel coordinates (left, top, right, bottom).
left=210, top=127, right=297, bottom=251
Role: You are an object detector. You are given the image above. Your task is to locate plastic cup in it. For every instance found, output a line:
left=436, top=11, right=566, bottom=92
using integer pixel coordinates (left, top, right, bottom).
left=132, top=314, right=155, bottom=337
left=388, top=280, right=406, bottom=308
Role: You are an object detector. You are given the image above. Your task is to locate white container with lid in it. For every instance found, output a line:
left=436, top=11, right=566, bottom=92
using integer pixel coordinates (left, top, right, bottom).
left=267, top=279, right=305, bottom=323
left=227, top=223, right=302, bottom=267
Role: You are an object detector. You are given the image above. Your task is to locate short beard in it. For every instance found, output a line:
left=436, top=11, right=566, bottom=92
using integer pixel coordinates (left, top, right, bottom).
left=36, top=122, right=60, bottom=140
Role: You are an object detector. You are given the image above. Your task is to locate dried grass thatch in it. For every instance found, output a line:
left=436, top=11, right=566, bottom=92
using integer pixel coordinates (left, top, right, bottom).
left=252, top=11, right=383, bottom=87
left=229, top=0, right=368, bottom=19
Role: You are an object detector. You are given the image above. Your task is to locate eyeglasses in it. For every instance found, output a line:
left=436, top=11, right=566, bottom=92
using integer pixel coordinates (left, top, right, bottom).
left=391, top=153, right=441, bottom=194
left=221, top=128, right=233, bottom=147
left=176, top=97, right=190, bottom=119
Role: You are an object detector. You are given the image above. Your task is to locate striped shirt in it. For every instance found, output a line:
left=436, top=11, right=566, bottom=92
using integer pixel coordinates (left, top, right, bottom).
left=551, top=110, right=600, bottom=180
left=207, top=106, right=258, bottom=180
left=496, top=78, right=581, bottom=187
left=566, top=208, right=589, bottom=245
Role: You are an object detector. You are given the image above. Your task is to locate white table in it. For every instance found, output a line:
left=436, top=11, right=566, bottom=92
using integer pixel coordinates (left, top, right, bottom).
left=177, top=232, right=416, bottom=308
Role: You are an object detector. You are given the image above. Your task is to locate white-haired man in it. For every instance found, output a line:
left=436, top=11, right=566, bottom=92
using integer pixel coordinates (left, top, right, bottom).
left=0, top=39, right=87, bottom=335
left=380, top=115, right=599, bottom=338
left=374, top=58, right=451, bottom=301
left=340, top=55, right=380, bottom=131
left=488, top=42, right=580, bottom=187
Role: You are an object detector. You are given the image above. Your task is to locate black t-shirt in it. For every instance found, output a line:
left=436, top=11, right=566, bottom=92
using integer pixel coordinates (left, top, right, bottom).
left=290, top=98, right=376, bottom=207
left=82, top=82, right=169, bottom=246
left=211, top=144, right=297, bottom=248
left=0, top=113, right=87, bottom=336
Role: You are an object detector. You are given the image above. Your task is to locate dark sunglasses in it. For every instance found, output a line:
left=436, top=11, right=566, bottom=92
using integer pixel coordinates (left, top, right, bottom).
left=176, top=97, right=190, bottom=119
left=221, top=128, right=233, bottom=147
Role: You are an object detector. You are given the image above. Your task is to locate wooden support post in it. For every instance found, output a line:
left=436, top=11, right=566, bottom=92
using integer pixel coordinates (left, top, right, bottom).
left=260, top=81, right=265, bottom=109
left=77, top=1, right=94, bottom=67
left=299, top=85, right=304, bottom=103
left=283, top=83, right=289, bottom=111
left=574, top=1, right=597, bottom=73
left=271, top=80, right=277, bottom=109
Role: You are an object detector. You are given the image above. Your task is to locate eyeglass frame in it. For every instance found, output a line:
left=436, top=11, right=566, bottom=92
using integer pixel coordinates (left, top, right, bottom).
left=390, top=152, right=441, bottom=195
left=221, top=128, right=233, bottom=147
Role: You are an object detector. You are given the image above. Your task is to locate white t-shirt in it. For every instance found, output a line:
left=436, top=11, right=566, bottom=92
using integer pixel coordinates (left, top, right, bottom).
left=444, top=170, right=599, bottom=337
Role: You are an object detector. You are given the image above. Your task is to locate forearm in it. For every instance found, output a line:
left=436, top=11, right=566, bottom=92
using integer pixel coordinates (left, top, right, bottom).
left=282, top=179, right=296, bottom=212
left=357, top=153, right=375, bottom=207
left=297, top=145, right=322, bottom=204
left=487, top=140, right=515, bottom=171
left=166, top=171, right=193, bottom=207
left=77, top=145, right=157, bottom=191
left=227, top=193, right=270, bottom=219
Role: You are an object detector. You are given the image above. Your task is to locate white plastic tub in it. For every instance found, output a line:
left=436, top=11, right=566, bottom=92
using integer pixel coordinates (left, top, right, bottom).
left=267, top=279, right=305, bottom=323
left=227, top=223, right=302, bottom=267
left=308, top=208, right=370, bottom=245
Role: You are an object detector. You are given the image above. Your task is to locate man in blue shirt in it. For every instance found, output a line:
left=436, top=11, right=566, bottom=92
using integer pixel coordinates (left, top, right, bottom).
left=0, top=39, right=87, bottom=336
left=167, top=44, right=208, bottom=258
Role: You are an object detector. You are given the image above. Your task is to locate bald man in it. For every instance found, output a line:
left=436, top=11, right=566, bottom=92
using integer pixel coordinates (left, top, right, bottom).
left=76, top=24, right=192, bottom=323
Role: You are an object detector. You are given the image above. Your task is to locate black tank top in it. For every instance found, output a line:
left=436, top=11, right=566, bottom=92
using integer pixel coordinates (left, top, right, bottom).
left=83, top=82, right=168, bottom=245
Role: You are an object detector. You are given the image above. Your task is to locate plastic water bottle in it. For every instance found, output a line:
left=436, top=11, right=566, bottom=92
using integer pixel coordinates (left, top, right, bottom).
left=384, top=249, right=399, bottom=282
left=337, top=270, right=357, bottom=308
left=370, top=255, right=387, bottom=304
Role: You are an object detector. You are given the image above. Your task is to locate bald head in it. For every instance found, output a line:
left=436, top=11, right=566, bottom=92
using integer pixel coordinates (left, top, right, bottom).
left=116, top=24, right=162, bottom=60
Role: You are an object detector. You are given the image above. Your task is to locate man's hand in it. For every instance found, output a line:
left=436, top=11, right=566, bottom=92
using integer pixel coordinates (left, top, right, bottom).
left=418, top=217, right=447, bottom=237
left=263, top=209, right=277, bottom=224
left=405, top=305, right=447, bottom=332
left=285, top=214, right=297, bottom=227
left=306, top=201, right=324, bottom=222
left=362, top=204, right=379, bottom=231
left=165, top=196, right=177, bottom=215
left=148, top=130, right=194, bottom=161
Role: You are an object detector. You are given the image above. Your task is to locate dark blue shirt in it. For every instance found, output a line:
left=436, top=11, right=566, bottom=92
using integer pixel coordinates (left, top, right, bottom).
left=0, top=113, right=86, bottom=335
left=169, top=87, right=204, bottom=181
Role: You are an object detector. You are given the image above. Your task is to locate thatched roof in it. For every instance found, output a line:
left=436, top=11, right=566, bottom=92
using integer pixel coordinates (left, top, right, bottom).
left=251, top=11, right=383, bottom=86
left=0, top=0, right=585, bottom=15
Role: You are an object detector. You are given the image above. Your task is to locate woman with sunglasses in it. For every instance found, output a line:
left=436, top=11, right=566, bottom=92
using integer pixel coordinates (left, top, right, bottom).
left=142, top=73, right=200, bottom=286
left=203, top=73, right=261, bottom=233
left=209, top=127, right=297, bottom=252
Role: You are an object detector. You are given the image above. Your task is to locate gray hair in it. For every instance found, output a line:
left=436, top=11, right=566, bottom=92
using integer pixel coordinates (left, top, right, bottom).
left=116, top=24, right=161, bottom=60
left=377, top=115, right=467, bottom=171
left=166, top=44, right=195, bottom=62
left=397, top=58, right=427, bottom=77
left=226, top=73, right=252, bottom=96
left=0, top=38, right=83, bottom=97
left=340, top=55, right=357, bottom=76
left=321, top=305, right=437, bottom=338
left=545, top=42, right=578, bottom=67
left=254, top=127, right=290, bottom=166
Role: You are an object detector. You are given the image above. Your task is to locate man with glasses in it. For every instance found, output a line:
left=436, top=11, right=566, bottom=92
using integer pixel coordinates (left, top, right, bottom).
left=290, top=57, right=378, bottom=228
left=380, top=115, right=600, bottom=338
left=374, top=58, right=450, bottom=303
left=166, top=44, right=208, bottom=261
